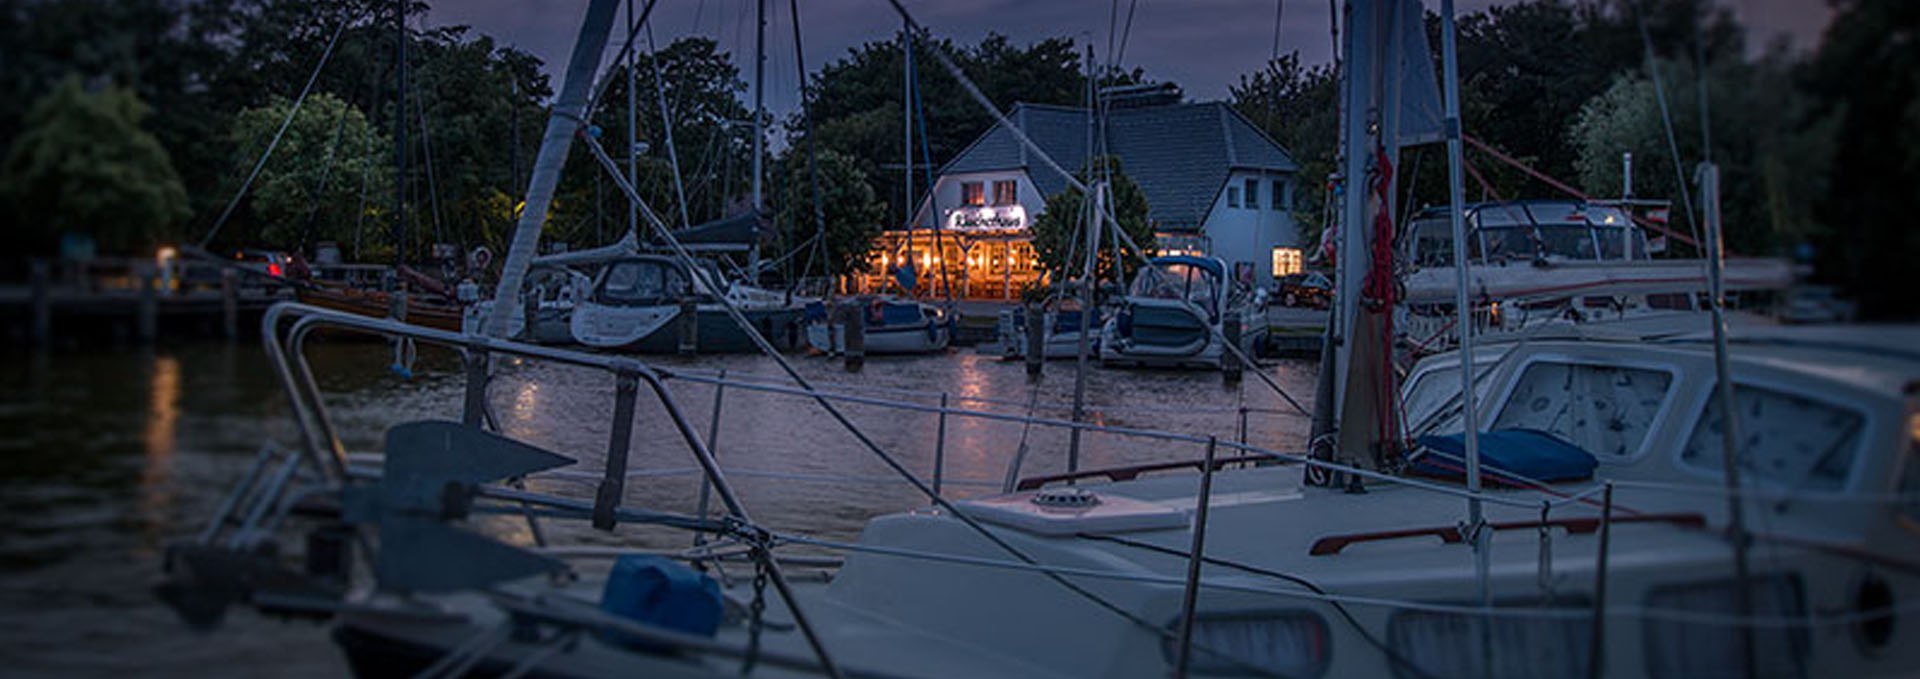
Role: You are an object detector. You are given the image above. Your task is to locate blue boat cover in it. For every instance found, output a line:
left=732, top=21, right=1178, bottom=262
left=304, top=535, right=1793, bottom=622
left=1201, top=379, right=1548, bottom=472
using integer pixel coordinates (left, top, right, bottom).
left=880, top=302, right=923, bottom=327
left=598, top=555, right=723, bottom=650
left=1409, top=429, right=1597, bottom=484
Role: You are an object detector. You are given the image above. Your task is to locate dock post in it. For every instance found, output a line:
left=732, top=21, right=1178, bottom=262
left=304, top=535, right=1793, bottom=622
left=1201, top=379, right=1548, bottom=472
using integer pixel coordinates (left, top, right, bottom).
left=1221, top=315, right=1243, bottom=384
left=220, top=268, right=238, bottom=339
left=843, top=301, right=866, bottom=373
left=933, top=392, right=949, bottom=498
left=678, top=297, right=698, bottom=354
left=461, top=348, right=489, bottom=428
left=595, top=371, right=639, bottom=531
left=1024, top=303, right=1044, bottom=378
left=137, top=262, right=158, bottom=343
left=29, top=259, right=50, bottom=346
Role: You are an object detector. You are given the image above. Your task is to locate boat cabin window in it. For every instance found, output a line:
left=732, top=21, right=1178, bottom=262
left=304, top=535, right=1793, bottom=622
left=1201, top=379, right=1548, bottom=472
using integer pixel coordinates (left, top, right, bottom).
left=1131, top=263, right=1219, bottom=313
left=597, top=260, right=690, bottom=305
left=1490, top=362, right=1674, bottom=461
left=1479, top=226, right=1537, bottom=261
left=1678, top=385, right=1865, bottom=491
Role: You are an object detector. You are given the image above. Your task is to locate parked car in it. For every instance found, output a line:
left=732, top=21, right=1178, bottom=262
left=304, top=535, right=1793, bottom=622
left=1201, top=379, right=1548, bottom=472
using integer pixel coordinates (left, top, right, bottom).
left=1780, top=285, right=1857, bottom=324
left=232, top=249, right=294, bottom=291
left=1276, top=271, right=1332, bottom=308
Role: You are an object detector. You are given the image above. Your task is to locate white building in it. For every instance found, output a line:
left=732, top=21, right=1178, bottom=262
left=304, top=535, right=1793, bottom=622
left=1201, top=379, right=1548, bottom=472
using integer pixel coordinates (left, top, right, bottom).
left=871, top=98, right=1304, bottom=299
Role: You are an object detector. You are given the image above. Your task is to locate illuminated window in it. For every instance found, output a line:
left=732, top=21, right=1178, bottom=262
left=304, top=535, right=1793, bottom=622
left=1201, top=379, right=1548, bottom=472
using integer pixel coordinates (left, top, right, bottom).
left=962, top=182, right=985, bottom=206
left=1271, top=247, right=1302, bottom=277
left=992, top=180, right=1017, bottom=206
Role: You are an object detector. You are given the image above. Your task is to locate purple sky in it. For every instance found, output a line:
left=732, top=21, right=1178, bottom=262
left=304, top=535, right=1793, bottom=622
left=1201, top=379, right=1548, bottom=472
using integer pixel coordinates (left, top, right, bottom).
left=425, top=0, right=1832, bottom=117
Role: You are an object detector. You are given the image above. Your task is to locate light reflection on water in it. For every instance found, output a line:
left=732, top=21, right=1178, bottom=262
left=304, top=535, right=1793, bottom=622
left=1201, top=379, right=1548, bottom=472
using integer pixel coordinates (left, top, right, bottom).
left=0, top=341, right=1315, bottom=675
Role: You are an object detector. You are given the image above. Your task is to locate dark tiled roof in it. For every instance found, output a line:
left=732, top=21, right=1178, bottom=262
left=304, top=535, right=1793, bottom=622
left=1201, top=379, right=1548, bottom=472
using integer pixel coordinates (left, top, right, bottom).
left=939, top=102, right=1298, bottom=229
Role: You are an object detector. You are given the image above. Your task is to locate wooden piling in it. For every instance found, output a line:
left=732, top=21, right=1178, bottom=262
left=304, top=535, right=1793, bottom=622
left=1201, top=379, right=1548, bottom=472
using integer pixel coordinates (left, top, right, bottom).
left=677, top=297, right=699, bottom=354
left=137, top=263, right=158, bottom=343
left=1024, top=303, right=1044, bottom=378
left=1221, top=315, right=1243, bottom=384
left=843, top=300, right=866, bottom=373
left=29, top=259, right=50, bottom=346
left=220, top=268, right=239, bottom=339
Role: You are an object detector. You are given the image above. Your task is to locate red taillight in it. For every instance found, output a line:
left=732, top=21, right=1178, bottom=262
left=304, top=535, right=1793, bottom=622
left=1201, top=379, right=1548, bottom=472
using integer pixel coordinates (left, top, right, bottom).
left=268, top=263, right=283, bottom=277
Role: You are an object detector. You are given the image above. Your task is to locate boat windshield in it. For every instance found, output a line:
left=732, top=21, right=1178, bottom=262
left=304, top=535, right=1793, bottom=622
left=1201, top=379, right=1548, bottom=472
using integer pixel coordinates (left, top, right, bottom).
left=1409, top=203, right=1652, bottom=265
left=598, top=260, right=689, bottom=305
left=1130, top=263, right=1218, bottom=310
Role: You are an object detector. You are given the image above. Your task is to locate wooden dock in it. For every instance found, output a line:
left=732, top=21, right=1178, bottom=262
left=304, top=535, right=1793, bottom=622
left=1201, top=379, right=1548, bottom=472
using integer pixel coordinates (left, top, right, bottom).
left=0, top=259, right=290, bottom=344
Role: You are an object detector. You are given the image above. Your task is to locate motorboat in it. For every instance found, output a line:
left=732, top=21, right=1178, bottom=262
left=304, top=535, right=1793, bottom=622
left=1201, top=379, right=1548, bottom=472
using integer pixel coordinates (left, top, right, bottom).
left=1395, top=199, right=1793, bottom=356
left=1099, top=255, right=1270, bottom=369
left=802, top=297, right=953, bottom=355
left=569, top=255, right=808, bottom=353
left=981, top=298, right=1102, bottom=360
left=461, top=265, right=587, bottom=344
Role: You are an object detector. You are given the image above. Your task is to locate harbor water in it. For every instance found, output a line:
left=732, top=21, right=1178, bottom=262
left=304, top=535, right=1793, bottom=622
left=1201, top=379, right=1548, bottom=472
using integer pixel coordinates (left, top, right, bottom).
left=0, top=340, right=1316, bottom=676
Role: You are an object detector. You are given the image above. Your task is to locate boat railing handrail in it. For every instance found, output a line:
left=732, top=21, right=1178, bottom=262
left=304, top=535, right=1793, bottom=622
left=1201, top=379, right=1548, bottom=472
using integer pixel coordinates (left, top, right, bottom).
left=261, top=302, right=1568, bottom=516
left=659, top=364, right=1301, bottom=418
left=771, top=530, right=1920, bottom=629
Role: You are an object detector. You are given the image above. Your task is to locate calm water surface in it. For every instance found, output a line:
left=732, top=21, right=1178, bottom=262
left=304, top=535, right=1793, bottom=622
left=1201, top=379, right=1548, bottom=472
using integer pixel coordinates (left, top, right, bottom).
left=0, top=340, right=1316, bottom=676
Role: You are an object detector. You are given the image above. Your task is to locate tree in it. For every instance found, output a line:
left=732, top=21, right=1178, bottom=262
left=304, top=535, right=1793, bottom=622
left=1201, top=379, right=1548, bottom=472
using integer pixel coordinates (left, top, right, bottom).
left=794, top=33, right=1154, bottom=225
left=552, top=36, right=752, bottom=249
left=0, top=76, right=189, bottom=253
left=1568, top=56, right=1836, bottom=257
left=228, top=92, right=391, bottom=249
left=1231, top=54, right=1338, bottom=250
left=773, top=144, right=885, bottom=278
left=1805, top=0, right=1920, bottom=318
left=1028, top=156, right=1155, bottom=287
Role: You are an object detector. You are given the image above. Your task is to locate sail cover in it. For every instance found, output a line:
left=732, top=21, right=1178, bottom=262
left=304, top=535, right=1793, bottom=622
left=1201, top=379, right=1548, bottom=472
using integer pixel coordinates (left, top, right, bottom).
left=1394, top=0, right=1446, bottom=147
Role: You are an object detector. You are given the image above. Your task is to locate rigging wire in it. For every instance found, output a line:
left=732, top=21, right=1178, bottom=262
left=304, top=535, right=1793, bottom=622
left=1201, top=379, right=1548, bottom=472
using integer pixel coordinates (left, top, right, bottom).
left=1633, top=4, right=1704, bottom=252
left=198, top=10, right=360, bottom=249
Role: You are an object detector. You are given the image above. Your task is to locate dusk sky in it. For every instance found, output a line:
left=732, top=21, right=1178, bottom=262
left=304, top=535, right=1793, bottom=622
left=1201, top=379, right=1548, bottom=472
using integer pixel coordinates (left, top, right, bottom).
left=425, top=0, right=1833, bottom=119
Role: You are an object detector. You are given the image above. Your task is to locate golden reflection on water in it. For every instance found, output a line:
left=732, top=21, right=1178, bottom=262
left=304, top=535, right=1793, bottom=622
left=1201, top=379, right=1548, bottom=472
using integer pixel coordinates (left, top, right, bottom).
left=139, top=354, right=181, bottom=546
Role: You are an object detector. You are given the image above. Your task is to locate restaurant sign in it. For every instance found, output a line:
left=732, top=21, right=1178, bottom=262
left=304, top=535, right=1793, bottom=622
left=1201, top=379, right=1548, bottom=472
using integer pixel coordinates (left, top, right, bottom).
left=946, top=205, right=1027, bottom=231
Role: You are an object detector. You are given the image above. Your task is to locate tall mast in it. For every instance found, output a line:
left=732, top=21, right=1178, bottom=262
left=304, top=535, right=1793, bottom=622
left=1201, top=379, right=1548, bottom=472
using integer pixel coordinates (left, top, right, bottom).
left=903, top=26, right=914, bottom=273
left=482, top=0, right=624, bottom=338
left=392, top=0, right=407, bottom=268
left=626, top=0, right=638, bottom=239
left=1439, top=0, right=1490, bottom=617
left=749, top=0, right=766, bottom=278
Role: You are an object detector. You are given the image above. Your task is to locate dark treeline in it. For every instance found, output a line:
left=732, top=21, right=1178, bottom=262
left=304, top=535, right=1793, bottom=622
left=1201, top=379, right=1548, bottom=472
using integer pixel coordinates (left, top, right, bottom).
left=1, top=0, right=1914, bottom=316
left=1233, top=0, right=1918, bottom=317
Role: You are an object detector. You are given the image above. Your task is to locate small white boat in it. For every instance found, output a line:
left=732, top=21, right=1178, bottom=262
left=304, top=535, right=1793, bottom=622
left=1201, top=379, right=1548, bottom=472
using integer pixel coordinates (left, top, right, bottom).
left=982, top=300, right=1102, bottom=360
left=461, top=265, right=587, bottom=344
left=1099, top=255, right=1269, bottom=368
left=802, top=298, right=952, bottom=355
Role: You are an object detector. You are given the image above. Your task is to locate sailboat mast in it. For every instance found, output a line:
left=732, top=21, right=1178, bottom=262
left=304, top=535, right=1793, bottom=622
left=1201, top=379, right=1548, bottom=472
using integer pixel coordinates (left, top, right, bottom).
left=1439, top=0, right=1491, bottom=615
left=626, top=0, right=638, bottom=238
left=482, top=0, right=624, bottom=338
left=749, top=0, right=766, bottom=278
left=392, top=0, right=407, bottom=269
left=903, top=25, right=914, bottom=286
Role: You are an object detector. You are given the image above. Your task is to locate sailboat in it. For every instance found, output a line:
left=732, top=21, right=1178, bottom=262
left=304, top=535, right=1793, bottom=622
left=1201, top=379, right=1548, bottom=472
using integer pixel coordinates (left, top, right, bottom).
left=157, top=1, right=1920, bottom=678
left=570, top=251, right=807, bottom=353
